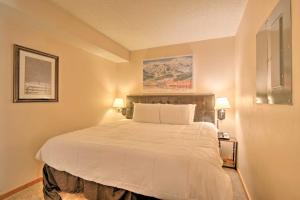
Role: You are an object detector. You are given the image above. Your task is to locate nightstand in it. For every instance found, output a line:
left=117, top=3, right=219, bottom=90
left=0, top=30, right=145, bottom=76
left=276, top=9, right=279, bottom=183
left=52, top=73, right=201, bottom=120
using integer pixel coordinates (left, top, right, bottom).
left=218, top=137, right=238, bottom=169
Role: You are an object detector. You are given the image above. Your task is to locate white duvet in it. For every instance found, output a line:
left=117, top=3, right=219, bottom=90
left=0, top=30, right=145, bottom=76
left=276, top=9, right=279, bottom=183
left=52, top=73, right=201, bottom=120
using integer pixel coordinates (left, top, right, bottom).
left=36, top=120, right=232, bottom=200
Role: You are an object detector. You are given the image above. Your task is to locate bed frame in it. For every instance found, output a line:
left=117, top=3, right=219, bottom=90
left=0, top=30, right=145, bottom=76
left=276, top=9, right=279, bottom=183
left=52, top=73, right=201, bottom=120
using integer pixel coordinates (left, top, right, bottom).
left=124, top=94, right=215, bottom=123
left=43, top=94, right=216, bottom=200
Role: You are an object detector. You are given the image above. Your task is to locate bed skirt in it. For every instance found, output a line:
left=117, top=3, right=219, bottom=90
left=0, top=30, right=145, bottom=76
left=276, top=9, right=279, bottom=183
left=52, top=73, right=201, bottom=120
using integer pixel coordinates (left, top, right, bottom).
left=43, top=164, right=157, bottom=200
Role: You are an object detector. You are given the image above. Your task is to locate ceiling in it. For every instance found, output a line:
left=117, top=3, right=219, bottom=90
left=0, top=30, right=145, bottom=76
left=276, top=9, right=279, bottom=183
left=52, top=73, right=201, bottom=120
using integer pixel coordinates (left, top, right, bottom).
left=51, top=0, right=247, bottom=51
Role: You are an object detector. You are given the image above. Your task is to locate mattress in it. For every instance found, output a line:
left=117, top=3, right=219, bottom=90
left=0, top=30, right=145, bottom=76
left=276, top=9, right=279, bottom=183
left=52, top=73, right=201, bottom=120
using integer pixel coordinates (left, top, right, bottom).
left=36, top=120, right=232, bottom=200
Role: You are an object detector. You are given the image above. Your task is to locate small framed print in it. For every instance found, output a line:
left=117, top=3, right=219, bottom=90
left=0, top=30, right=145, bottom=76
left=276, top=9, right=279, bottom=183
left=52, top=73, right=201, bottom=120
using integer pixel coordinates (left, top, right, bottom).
left=13, top=45, right=59, bottom=103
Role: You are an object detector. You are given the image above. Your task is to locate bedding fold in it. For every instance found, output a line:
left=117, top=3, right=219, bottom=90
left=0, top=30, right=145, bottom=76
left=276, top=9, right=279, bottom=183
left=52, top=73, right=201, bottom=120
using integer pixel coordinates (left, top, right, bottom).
left=36, top=120, right=232, bottom=200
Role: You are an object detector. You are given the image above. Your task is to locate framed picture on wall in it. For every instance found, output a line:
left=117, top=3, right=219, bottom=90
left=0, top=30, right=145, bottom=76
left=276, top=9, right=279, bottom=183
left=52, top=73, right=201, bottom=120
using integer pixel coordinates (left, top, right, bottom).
left=143, top=55, right=194, bottom=93
left=13, top=44, right=59, bottom=103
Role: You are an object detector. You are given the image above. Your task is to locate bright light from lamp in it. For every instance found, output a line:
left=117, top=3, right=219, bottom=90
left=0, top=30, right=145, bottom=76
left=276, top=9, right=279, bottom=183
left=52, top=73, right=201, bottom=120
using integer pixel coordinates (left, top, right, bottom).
left=215, top=97, right=231, bottom=109
left=113, top=98, right=124, bottom=108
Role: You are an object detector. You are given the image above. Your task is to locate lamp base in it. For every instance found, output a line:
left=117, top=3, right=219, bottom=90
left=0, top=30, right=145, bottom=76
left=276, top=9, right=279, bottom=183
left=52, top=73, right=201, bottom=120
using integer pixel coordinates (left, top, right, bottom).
left=217, top=109, right=226, bottom=120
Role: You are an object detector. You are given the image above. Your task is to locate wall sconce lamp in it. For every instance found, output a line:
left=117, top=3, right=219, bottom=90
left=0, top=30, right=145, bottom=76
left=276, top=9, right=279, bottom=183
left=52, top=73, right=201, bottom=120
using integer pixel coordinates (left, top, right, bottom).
left=113, top=98, right=124, bottom=113
left=215, top=97, right=231, bottom=130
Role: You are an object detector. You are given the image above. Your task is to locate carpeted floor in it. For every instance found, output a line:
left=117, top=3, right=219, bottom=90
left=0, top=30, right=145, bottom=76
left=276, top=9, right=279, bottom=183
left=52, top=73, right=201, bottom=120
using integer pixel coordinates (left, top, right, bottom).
left=224, top=168, right=248, bottom=200
left=4, top=168, right=247, bottom=200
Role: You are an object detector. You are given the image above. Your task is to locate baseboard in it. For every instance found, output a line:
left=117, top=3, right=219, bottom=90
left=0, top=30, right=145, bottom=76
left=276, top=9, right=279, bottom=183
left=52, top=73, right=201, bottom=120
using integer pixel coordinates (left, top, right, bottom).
left=237, top=168, right=251, bottom=200
left=0, top=177, right=42, bottom=200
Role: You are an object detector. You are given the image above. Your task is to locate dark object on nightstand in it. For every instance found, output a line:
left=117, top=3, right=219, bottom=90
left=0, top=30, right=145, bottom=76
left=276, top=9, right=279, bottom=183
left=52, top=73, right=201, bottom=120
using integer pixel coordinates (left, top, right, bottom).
left=218, top=137, right=238, bottom=169
left=218, top=132, right=230, bottom=140
left=121, top=108, right=127, bottom=116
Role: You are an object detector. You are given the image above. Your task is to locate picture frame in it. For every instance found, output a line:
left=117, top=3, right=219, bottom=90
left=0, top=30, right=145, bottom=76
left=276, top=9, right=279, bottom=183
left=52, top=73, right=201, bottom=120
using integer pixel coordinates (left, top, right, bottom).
left=143, top=55, right=194, bottom=93
left=13, top=45, right=59, bottom=103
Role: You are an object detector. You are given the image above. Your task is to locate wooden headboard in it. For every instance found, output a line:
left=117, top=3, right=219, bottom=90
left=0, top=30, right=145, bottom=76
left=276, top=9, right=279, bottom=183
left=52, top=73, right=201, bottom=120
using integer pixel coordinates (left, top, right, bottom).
left=124, top=94, right=215, bottom=123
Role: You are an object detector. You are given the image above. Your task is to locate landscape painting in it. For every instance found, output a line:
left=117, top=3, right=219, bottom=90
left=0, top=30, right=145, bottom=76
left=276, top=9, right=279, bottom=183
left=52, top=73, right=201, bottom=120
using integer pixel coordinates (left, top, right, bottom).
left=143, top=55, right=193, bottom=91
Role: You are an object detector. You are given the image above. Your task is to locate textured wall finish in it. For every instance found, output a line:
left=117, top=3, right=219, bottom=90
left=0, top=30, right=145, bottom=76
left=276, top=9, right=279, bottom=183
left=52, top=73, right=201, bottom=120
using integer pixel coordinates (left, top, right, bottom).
left=235, top=0, right=300, bottom=199
left=0, top=4, right=117, bottom=194
left=0, top=0, right=129, bottom=62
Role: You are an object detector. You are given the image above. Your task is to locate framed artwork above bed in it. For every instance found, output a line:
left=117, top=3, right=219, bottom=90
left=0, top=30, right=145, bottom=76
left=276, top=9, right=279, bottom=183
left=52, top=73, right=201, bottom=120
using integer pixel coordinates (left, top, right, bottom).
left=143, top=55, right=194, bottom=93
left=13, top=45, right=59, bottom=103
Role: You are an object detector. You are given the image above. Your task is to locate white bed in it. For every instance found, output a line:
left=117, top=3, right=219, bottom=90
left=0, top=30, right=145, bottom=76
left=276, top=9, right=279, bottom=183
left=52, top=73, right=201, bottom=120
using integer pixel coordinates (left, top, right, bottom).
left=36, top=120, right=233, bottom=200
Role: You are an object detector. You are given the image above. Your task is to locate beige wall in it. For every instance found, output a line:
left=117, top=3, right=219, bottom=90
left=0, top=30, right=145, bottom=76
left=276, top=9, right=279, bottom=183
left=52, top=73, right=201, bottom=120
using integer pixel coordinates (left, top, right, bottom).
left=116, top=37, right=236, bottom=134
left=0, top=0, right=130, bottom=62
left=0, top=4, right=117, bottom=194
left=4, top=0, right=300, bottom=198
left=235, top=0, right=300, bottom=199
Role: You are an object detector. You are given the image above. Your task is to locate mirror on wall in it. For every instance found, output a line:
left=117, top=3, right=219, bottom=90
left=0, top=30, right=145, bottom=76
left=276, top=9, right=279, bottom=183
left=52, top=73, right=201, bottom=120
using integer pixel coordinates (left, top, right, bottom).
left=256, top=0, right=292, bottom=105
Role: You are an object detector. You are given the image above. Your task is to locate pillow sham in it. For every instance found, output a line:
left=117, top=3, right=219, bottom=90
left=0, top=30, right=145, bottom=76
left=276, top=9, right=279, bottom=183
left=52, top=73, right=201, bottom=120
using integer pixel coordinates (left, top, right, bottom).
left=132, top=103, right=160, bottom=123
left=160, top=104, right=196, bottom=125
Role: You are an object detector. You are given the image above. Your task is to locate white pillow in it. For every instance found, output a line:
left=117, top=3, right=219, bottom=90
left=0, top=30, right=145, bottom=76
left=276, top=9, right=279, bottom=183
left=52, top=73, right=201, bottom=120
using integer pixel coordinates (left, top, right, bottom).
left=160, top=104, right=196, bottom=125
left=133, top=103, right=160, bottom=123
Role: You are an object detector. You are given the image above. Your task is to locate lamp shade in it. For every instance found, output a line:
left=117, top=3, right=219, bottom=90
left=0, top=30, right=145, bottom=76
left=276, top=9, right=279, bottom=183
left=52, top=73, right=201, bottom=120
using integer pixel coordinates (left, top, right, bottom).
left=113, top=98, right=124, bottom=108
left=215, top=97, right=231, bottom=109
